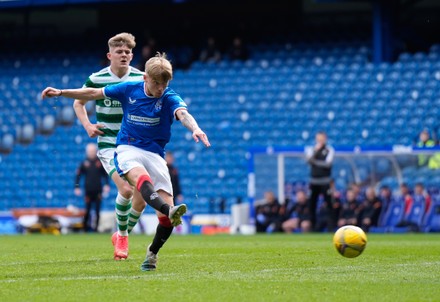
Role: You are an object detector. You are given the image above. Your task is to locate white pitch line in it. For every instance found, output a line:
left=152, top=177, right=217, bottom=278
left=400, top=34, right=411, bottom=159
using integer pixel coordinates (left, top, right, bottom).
left=0, top=273, right=180, bottom=283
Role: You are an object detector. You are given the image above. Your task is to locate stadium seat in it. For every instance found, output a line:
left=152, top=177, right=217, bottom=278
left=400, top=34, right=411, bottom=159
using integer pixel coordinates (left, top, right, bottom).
left=422, top=199, right=440, bottom=232
left=404, top=200, right=426, bottom=231
left=370, top=198, right=407, bottom=233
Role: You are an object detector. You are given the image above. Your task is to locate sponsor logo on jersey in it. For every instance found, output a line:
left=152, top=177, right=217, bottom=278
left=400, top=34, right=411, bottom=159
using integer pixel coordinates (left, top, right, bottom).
left=128, top=114, right=160, bottom=126
left=103, top=98, right=122, bottom=107
left=129, top=97, right=137, bottom=104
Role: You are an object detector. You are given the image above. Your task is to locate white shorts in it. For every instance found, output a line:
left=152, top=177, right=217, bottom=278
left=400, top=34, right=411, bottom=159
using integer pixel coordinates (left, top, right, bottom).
left=114, top=145, right=173, bottom=195
left=97, top=148, right=117, bottom=177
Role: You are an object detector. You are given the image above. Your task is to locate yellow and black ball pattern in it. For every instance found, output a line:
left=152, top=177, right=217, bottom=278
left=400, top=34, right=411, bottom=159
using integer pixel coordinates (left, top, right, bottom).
left=333, top=225, right=367, bottom=258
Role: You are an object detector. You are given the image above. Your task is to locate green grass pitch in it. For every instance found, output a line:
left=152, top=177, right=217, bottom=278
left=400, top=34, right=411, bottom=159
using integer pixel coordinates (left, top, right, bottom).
left=1, top=233, right=439, bottom=302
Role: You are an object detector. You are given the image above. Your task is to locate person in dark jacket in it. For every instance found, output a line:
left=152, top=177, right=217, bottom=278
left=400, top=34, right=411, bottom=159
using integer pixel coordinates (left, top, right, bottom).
left=75, top=143, right=110, bottom=232
left=305, top=131, right=335, bottom=231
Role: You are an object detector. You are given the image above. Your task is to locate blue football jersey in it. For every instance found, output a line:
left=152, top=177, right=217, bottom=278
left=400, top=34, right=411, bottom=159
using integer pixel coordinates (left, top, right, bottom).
left=103, top=81, right=187, bottom=157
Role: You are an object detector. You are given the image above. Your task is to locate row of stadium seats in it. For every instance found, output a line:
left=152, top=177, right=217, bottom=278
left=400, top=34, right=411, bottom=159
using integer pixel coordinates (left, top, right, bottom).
left=371, top=198, right=440, bottom=233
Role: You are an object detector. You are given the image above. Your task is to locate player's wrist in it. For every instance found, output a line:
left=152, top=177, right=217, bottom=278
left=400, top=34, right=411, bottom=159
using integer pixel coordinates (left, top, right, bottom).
left=58, top=89, right=63, bottom=96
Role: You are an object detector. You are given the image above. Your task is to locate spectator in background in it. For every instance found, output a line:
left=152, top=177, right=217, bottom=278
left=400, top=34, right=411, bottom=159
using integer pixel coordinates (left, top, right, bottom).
left=199, top=36, right=222, bottom=63
left=74, top=143, right=110, bottom=232
left=165, top=151, right=183, bottom=205
left=348, top=182, right=364, bottom=202
left=396, top=183, right=424, bottom=232
left=358, top=186, right=382, bottom=232
left=254, top=191, right=281, bottom=233
left=415, top=129, right=436, bottom=167
left=411, top=182, right=432, bottom=215
left=281, top=190, right=312, bottom=233
left=306, top=131, right=335, bottom=231
left=378, top=185, right=393, bottom=214
left=399, top=183, right=414, bottom=216
left=337, top=188, right=360, bottom=228
left=227, top=36, right=249, bottom=61
left=137, top=38, right=157, bottom=71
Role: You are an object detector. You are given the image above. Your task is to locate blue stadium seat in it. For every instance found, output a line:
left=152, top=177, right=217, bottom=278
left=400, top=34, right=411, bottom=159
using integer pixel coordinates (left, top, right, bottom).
left=404, top=200, right=426, bottom=229
left=422, top=199, right=440, bottom=232
left=370, top=198, right=406, bottom=233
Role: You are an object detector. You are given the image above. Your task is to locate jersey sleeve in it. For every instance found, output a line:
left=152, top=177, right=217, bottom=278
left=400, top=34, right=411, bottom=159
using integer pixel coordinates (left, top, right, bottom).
left=168, top=94, right=187, bottom=119
left=103, top=82, right=128, bottom=103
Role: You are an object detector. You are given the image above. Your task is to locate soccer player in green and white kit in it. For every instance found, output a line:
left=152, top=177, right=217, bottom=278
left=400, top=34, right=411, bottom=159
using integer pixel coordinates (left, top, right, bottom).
left=73, top=32, right=145, bottom=260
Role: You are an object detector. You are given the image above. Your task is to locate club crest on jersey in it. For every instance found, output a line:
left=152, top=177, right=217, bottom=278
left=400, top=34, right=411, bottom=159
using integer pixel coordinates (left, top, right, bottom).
left=104, top=98, right=121, bottom=107
left=155, top=99, right=162, bottom=111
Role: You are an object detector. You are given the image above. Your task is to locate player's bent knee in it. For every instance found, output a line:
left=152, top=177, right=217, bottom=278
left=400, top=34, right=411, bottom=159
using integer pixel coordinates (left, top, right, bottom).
left=119, top=184, right=133, bottom=199
left=136, top=174, right=153, bottom=192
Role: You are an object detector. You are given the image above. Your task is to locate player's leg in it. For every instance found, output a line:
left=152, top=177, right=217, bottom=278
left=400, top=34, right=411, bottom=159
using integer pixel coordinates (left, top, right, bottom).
left=110, top=170, right=134, bottom=260
left=99, top=148, right=134, bottom=260
left=112, top=172, right=133, bottom=236
left=133, top=150, right=186, bottom=271
left=124, top=165, right=186, bottom=224
left=98, top=149, right=134, bottom=236
left=127, top=189, right=146, bottom=234
left=141, top=190, right=175, bottom=272
left=113, top=145, right=171, bottom=217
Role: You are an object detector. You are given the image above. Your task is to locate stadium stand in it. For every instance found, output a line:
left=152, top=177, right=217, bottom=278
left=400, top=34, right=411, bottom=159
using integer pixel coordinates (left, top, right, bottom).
left=0, top=0, right=439, bottom=236
left=1, top=40, right=439, bottom=220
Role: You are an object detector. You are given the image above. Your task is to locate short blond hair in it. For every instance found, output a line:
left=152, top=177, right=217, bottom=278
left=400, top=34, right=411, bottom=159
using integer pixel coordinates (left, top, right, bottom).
left=144, top=52, right=173, bottom=84
left=108, top=32, right=136, bottom=50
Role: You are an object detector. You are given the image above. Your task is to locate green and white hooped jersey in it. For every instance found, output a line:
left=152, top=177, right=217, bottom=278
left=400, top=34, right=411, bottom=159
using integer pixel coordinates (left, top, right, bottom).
left=84, top=66, right=144, bottom=150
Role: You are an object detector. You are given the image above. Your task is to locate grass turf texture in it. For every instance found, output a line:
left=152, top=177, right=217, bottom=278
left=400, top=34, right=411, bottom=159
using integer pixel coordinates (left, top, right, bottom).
left=1, top=233, right=439, bottom=302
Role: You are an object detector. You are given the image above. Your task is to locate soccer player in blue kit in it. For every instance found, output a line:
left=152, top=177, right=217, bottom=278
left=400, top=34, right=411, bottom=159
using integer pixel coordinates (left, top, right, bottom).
left=42, top=52, right=211, bottom=271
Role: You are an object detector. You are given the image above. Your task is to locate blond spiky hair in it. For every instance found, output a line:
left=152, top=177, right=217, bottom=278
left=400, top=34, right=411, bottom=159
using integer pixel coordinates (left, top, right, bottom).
left=144, top=52, right=173, bottom=84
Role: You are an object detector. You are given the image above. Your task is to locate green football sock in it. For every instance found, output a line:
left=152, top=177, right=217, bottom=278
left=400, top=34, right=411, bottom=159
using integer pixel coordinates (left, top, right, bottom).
left=115, top=193, right=131, bottom=236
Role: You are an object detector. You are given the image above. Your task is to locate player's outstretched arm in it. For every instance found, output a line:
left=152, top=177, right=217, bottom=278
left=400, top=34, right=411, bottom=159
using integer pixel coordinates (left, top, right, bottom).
left=176, top=109, right=211, bottom=147
left=41, top=87, right=104, bottom=101
left=73, top=99, right=105, bottom=138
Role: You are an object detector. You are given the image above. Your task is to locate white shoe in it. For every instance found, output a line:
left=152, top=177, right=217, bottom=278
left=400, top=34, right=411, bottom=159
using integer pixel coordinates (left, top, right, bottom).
left=168, top=204, right=187, bottom=227
left=140, top=244, right=157, bottom=271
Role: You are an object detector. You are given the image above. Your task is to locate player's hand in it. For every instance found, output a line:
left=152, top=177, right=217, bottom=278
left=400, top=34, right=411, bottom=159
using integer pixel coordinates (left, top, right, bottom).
left=85, top=123, right=105, bottom=138
left=192, top=128, right=211, bottom=147
left=41, top=87, right=62, bottom=99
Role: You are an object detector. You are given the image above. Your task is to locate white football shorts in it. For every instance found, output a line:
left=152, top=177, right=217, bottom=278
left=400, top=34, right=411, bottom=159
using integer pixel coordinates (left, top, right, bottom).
left=114, top=144, right=173, bottom=195
left=97, top=148, right=117, bottom=177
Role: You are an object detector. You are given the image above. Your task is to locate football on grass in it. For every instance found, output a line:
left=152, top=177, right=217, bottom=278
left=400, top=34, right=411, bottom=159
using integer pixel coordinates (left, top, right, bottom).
left=333, top=225, right=367, bottom=258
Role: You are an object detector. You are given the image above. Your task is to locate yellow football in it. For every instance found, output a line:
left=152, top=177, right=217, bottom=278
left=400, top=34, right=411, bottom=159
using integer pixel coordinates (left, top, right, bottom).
left=333, top=225, right=367, bottom=258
